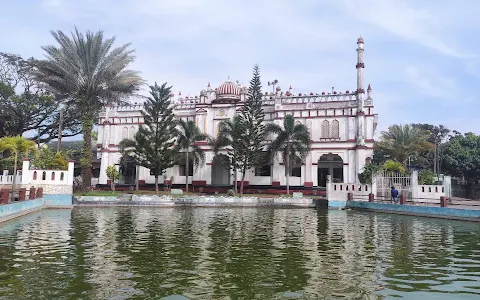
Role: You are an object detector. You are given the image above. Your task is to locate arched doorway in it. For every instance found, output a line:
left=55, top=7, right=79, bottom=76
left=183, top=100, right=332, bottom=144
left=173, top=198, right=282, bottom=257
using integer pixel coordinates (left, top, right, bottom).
left=211, top=155, right=230, bottom=186
left=318, top=153, right=343, bottom=187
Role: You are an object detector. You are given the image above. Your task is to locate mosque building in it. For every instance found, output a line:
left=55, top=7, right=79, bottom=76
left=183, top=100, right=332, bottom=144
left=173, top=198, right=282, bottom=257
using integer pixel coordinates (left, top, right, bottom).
left=95, top=37, right=377, bottom=190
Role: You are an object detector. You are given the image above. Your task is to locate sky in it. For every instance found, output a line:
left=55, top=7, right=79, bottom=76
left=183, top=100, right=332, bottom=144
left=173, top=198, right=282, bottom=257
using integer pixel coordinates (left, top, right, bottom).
left=1, top=0, right=479, bottom=135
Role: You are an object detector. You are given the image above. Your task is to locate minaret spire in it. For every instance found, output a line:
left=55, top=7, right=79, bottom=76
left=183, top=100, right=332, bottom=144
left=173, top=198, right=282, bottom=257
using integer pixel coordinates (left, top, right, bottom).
left=356, top=36, right=365, bottom=98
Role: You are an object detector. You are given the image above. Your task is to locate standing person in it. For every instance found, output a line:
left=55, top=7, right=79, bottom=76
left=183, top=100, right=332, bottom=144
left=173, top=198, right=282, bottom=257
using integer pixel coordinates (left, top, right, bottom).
left=391, top=186, right=399, bottom=203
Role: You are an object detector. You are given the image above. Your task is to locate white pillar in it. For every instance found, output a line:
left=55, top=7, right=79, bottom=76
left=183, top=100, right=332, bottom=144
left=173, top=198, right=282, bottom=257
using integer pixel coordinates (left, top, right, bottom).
left=21, top=159, right=31, bottom=185
left=411, top=170, right=419, bottom=202
left=98, top=151, right=109, bottom=184
left=67, top=160, right=75, bottom=186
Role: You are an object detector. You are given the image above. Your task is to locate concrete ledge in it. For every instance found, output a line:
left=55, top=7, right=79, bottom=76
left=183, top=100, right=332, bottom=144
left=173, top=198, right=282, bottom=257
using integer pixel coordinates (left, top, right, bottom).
left=44, top=194, right=73, bottom=208
left=74, top=195, right=315, bottom=208
left=347, top=201, right=480, bottom=222
left=0, top=199, right=45, bottom=223
left=74, top=196, right=118, bottom=202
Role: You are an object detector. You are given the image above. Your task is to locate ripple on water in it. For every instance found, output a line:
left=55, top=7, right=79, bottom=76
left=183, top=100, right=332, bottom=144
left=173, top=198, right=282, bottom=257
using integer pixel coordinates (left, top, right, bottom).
left=0, top=208, right=479, bottom=299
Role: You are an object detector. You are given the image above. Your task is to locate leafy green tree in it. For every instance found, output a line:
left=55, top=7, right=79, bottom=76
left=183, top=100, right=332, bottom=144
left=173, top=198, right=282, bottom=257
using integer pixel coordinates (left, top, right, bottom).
left=376, top=124, right=432, bottom=167
left=411, top=123, right=451, bottom=174
left=418, top=169, right=435, bottom=185
left=0, top=136, right=37, bottom=200
left=32, top=146, right=69, bottom=170
left=106, top=165, right=120, bottom=192
left=174, top=119, right=207, bottom=192
left=382, top=159, right=406, bottom=174
left=0, top=52, right=81, bottom=141
left=125, top=83, right=178, bottom=194
left=265, top=115, right=311, bottom=194
left=358, top=163, right=382, bottom=186
left=442, top=132, right=480, bottom=197
left=236, top=64, right=266, bottom=193
left=33, top=28, right=144, bottom=189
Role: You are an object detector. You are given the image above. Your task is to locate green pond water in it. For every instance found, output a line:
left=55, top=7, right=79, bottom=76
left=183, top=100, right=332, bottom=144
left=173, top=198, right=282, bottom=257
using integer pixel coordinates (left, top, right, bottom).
left=0, top=208, right=479, bottom=300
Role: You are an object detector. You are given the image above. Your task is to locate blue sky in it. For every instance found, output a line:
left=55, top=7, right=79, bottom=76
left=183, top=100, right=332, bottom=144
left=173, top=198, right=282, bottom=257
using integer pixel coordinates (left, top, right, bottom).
left=1, top=0, right=479, bottom=135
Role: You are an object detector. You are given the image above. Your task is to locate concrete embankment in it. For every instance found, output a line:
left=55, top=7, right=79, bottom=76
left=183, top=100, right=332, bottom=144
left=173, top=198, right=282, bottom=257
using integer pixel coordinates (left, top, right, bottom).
left=345, top=200, right=480, bottom=222
left=0, top=195, right=73, bottom=223
left=73, top=195, right=316, bottom=208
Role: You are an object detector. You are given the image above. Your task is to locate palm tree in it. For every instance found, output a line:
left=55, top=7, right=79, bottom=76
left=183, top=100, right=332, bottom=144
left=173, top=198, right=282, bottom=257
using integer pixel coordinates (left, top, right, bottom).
left=174, top=120, right=207, bottom=192
left=265, top=115, right=311, bottom=195
left=0, top=136, right=37, bottom=201
left=214, top=116, right=248, bottom=193
left=377, top=124, right=432, bottom=167
left=33, top=28, right=144, bottom=189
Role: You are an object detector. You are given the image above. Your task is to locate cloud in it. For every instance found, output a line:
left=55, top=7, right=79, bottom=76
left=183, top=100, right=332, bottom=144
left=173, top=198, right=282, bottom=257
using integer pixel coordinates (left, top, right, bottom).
left=1, top=0, right=479, bottom=135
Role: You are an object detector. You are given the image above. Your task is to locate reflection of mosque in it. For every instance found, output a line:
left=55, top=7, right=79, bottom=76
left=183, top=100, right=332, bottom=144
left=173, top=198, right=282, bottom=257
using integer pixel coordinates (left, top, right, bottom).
left=96, top=37, right=377, bottom=189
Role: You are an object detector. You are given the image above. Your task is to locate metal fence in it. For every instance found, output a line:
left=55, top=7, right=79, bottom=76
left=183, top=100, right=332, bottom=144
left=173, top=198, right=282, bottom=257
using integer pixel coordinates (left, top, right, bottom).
left=376, top=171, right=411, bottom=201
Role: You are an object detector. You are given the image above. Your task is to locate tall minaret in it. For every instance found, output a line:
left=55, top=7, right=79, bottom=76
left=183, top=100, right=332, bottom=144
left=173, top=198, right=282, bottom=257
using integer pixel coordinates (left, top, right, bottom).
left=356, top=36, right=365, bottom=111
left=355, top=36, right=367, bottom=182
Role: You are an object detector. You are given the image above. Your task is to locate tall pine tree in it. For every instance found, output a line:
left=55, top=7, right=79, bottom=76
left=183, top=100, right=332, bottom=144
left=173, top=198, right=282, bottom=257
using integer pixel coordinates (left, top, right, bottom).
left=237, top=64, right=266, bottom=194
left=132, top=82, right=178, bottom=193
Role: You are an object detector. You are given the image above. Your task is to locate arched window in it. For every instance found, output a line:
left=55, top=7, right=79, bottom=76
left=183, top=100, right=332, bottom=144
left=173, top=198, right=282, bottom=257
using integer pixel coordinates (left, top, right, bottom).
left=129, top=126, right=135, bottom=139
left=51, top=172, right=55, bottom=180
left=60, top=172, right=65, bottom=181
left=33, top=171, right=37, bottom=180
left=331, top=120, right=340, bottom=138
left=321, top=120, right=330, bottom=138
left=122, top=127, right=128, bottom=139
left=42, top=171, right=46, bottom=181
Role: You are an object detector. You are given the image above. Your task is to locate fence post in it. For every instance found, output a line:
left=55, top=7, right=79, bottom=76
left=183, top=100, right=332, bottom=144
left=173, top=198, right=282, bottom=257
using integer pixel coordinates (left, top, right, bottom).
left=347, top=192, right=353, bottom=201
left=399, top=194, right=407, bottom=205
left=0, top=189, right=9, bottom=204
left=29, top=187, right=36, bottom=200
left=18, top=188, right=27, bottom=201
left=440, top=196, right=448, bottom=207
left=368, top=193, right=375, bottom=202
left=36, top=187, right=44, bottom=199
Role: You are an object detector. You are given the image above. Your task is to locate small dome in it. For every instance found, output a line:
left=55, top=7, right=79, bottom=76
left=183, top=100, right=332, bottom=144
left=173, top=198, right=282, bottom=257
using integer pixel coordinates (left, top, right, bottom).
left=276, top=86, right=281, bottom=91
left=216, top=81, right=240, bottom=96
left=357, top=36, right=364, bottom=44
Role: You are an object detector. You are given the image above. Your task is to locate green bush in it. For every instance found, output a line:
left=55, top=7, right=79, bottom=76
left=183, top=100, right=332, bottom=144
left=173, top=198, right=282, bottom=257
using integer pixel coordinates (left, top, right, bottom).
left=32, top=146, right=69, bottom=170
left=418, top=169, right=435, bottom=185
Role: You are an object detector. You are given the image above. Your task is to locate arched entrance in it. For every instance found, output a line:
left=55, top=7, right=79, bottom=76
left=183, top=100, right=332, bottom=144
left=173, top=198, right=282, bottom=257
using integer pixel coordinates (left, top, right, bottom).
left=211, top=155, right=230, bottom=186
left=318, top=153, right=343, bottom=187
left=119, top=160, right=136, bottom=185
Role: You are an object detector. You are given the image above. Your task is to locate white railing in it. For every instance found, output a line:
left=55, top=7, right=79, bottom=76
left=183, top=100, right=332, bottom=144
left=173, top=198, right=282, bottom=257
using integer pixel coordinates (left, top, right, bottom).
left=0, top=160, right=74, bottom=187
left=327, top=183, right=373, bottom=201
left=0, top=175, right=22, bottom=184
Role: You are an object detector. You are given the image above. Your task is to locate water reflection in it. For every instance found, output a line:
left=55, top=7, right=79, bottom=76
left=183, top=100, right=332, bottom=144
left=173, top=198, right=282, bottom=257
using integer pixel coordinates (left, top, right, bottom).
left=0, top=208, right=478, bottom=299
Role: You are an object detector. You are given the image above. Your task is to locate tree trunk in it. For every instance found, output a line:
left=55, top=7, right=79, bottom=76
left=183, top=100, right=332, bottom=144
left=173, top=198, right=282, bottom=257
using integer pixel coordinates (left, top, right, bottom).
left=81, top=114, right=94, bottom=189
left=155, top=176, right=159, bottom=194
left=286, top=155, right=290, bottom=195
left=110, top=180, right=115, bottom=192
left=11, top=154, right=18, bottom=202
left=233, top=167, right=237, bottom=194
left=135, top=165, right=139, bottom=191
left=240, top=168, right=246, bottom=195
left=185, top=151, right=189, bottom=193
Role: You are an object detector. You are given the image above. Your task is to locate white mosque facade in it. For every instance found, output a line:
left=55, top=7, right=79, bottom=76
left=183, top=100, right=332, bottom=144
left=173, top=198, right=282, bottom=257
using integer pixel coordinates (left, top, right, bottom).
left=95, top=37, right=378, bottom=189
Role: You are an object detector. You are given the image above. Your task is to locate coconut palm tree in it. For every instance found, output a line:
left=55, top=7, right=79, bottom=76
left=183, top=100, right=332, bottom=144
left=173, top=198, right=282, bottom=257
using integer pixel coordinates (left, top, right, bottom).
left=174, top=119, right=207, bottom=192
left=377, top=124, right=432, bottom=167
left=213, top=116, right=249, bottom=193
left=32, top=28, right=144, bottom=188
left=265, top=115, right=311, bottom=195
left=0, top=136, right=37, bottom=201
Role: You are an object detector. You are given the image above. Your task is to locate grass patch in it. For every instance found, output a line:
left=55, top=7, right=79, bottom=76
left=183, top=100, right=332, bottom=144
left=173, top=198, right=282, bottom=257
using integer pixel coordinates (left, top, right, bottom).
left=74, top=191, right=121, bottom=196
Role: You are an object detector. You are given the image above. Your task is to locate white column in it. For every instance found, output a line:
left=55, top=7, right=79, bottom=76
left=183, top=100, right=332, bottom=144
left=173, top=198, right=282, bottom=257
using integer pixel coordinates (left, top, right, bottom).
left=21, top=160, right=31, bottom=185
left=67, top=160, right=75, bottom=186
left=98, top=152, right=109, bottom=184
left=305, top=153, right=312, bottom=184
left=411, top=170, right=419, bottom=201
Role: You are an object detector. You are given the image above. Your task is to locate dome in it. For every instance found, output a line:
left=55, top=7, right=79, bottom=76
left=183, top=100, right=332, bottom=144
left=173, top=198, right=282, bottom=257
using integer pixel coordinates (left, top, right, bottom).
left=216, top=81, right=240, bottom=96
